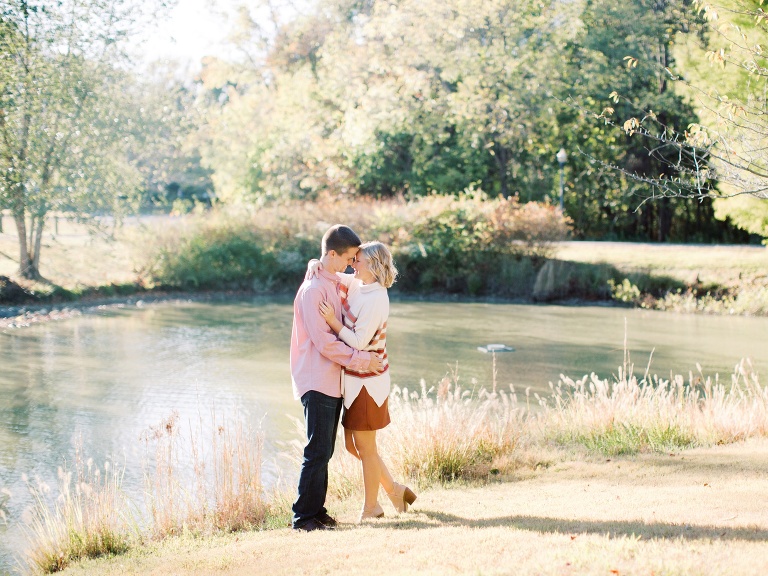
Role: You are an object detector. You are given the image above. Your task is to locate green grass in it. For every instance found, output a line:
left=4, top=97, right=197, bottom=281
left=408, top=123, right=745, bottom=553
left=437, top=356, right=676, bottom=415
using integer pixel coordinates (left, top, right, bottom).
left=555, top=241, right=768, bottom=314
left=566, top=422, right=698, bottom=457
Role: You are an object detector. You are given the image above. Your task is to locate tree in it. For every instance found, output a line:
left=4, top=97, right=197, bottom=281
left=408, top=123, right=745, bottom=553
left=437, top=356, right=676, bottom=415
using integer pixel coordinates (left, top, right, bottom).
left=198, top=0, right=572, bottom=201
left=583, top=1, right=768, bottom=228
left=555, top=0, right=738, bottom=242
left=193, top=0, right=749, bottom=242
left=0, top=0, right=171, bottom=279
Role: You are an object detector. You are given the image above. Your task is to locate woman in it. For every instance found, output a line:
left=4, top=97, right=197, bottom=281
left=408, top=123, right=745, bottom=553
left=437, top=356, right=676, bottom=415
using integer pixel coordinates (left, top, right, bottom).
left=310, top=241, right=416, bottom=522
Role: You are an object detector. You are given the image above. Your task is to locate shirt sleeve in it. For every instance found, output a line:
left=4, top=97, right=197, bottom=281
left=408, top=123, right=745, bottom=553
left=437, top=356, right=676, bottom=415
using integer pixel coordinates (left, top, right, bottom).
left=301, top=285, right=372, bottom=371
left=338, top=292, right=386, bottom=350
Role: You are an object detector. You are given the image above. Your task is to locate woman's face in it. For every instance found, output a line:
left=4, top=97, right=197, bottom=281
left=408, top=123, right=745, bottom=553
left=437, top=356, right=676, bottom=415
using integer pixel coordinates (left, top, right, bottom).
left=352, top=251, right=377, bottom=284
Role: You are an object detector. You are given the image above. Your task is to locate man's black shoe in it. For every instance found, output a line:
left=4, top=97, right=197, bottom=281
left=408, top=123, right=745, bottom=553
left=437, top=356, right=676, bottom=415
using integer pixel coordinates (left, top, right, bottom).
left=293, top=518, right=328, bottom=532
left=315, top=512, right=338, bottom=528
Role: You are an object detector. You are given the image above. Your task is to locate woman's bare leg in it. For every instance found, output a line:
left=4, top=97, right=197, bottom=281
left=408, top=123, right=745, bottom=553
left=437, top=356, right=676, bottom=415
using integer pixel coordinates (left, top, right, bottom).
left=344, top=428, right=393, bottom=490
left=344, top=428, right=360, bottom=459
left=352, top=430, right=382, bottom=509
left=377, top=455, right=395, bottom=494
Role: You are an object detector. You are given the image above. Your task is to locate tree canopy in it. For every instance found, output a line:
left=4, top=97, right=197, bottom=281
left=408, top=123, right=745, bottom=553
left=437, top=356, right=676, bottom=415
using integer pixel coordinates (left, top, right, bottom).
left=194, top=0, right=751, bottom=242
left=3, top=0, right=764, bottom=261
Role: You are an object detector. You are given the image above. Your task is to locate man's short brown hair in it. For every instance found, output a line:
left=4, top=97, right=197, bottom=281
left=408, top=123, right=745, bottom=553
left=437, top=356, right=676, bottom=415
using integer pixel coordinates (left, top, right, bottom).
left=321, top=224, right=361, bottom=256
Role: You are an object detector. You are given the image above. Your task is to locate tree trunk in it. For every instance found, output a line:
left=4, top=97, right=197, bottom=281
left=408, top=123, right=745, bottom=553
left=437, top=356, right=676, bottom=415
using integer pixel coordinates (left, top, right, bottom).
left=658, top=197, right=671, bottom=242
left=493, top=143, right=511, bottom=198
left=32, top=214, right=45, bottom=277
left=13, top=211, right=38, bottom=279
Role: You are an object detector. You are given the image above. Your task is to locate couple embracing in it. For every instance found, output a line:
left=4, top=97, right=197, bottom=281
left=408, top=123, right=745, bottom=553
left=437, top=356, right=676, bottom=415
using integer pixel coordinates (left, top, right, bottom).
left=289, top=224, right=417, bottom=531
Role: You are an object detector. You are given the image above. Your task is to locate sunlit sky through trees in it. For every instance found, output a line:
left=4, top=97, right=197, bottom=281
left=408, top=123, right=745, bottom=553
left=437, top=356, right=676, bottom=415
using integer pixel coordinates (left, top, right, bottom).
left=135, top=0, right=311, bottom=70
left=136, top=0, right=242, bottom=68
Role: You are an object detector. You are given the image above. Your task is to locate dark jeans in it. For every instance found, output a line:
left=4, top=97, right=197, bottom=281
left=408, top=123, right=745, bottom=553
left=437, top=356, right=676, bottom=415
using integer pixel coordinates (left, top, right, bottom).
left=292, top=390, right=343, bottom=528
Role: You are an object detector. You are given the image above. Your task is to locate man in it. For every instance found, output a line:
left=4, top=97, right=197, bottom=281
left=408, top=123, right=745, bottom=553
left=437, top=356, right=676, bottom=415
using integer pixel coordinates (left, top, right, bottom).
left=290, top=224, right=384, bottom=531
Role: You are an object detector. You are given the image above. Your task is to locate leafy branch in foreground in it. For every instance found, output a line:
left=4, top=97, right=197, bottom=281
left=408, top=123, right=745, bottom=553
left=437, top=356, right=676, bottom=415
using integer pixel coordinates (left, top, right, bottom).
left=586, top=0, right=768, bottom=202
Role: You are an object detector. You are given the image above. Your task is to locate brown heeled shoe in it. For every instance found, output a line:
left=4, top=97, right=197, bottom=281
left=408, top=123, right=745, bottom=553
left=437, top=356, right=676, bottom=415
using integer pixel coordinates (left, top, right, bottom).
left=387, top=482, right=417, bottom=513
left=359, top=503, right=384, bottom=523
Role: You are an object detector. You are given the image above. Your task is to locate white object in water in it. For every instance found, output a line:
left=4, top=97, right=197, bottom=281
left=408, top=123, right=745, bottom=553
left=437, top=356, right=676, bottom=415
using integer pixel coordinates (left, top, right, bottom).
left=477, top=343, right=515, bottom=353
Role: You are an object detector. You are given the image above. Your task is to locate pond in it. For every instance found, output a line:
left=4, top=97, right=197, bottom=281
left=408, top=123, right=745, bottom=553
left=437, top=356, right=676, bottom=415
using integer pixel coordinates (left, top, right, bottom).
left=1, top=298, right=766, bottom=570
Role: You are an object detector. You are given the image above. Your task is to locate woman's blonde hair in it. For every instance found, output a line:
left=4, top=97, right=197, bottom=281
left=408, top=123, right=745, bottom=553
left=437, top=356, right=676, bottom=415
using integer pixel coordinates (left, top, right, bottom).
left=360, top=241, right=398, bottom=288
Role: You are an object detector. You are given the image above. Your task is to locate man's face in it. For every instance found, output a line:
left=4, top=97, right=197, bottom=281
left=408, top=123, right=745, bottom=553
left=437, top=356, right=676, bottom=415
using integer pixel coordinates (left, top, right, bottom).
left=330, top=247, right=359, bottom=273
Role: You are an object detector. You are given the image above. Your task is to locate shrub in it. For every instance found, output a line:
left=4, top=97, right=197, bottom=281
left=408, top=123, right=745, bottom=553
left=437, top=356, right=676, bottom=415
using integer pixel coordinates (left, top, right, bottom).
left=608, top=278, right=641, bottom=303
left=141, top=193, right=572, bottom=296
left=396, top=192, right=570, bottom=294
left=649, top=284, right=768, bottom=316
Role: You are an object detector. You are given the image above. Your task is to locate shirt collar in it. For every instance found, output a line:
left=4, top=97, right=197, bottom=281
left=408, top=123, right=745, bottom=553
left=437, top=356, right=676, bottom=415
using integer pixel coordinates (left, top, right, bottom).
left=318, top=268, right=339, bottom=283
left=359, top=281, right=383, bottom=293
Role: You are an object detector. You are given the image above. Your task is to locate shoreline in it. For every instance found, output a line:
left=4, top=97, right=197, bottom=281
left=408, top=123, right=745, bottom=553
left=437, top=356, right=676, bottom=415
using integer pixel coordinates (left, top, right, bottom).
left=0, top=289, right=619, bottom=328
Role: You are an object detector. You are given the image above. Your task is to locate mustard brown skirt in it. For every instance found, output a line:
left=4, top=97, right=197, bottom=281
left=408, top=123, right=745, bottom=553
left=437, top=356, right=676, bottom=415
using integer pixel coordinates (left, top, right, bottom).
left=342, top=386, right=391, bottom=431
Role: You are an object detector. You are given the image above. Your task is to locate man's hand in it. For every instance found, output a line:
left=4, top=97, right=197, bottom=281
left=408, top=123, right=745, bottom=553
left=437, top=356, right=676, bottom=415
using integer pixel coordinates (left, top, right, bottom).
left=367, top=353, right=384, bottom=374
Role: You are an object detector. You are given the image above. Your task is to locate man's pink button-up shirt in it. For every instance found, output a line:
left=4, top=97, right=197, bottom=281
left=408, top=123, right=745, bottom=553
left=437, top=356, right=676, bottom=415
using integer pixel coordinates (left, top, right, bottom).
left=290, top=268, right=373, bottom=400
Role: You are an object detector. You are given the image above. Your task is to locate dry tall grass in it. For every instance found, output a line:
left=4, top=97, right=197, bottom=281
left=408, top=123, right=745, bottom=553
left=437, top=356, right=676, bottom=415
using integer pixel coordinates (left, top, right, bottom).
left=326, top=352, right=768, bottom=493
left=321, top=359, right=525, bottom=497
left=20, top=454, right=133, bottom=574
left=18, top=355, right=768, bottom=574
left=19, top=409, right=268, bottom=575
left=382, top=363, right=523, bottom=484
left=140, top=409, right=267, bottom=537
left=535, top=356, right=768, bottom=455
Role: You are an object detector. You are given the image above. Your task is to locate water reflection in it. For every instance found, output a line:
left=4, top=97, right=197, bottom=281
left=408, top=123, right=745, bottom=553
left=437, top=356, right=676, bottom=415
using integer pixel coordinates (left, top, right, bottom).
left=0, top=298, right=765, bottom=569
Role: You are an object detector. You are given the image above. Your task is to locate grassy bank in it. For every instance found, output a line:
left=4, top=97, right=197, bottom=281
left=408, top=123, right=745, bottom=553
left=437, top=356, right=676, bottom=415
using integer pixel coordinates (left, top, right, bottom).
left=13, top=358, right=768, bottom=574
left=55, top=437, right=768, bottom=576
left=1, top=199, right=767, bottom=314
left=558, top=241, right=768, bottom=315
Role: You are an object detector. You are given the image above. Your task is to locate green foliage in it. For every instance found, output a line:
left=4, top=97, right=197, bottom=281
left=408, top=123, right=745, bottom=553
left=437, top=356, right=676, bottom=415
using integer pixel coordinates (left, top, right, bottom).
left=151, top=226, right=278, bottom=291
left=714, top=195, right=768, bottom=243
left=608, top=278, right=642, bottom=304
left=395, top=192, right=571, bottom=294
left=188, top=0, right=751, bottom=243
left=554, top=0, right=746, bottom=241
left=144, top=195, right=571, bottom=295
left=0, top=0, right=176, bottom=278
left=144, top=194, right=752, bottom=308
left=575, top=0, right=768, bottom=219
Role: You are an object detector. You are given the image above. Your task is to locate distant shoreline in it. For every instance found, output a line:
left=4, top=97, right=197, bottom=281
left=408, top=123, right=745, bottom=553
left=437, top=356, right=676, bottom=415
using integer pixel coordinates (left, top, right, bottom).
left=0, top=289, right=618, bottom=329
